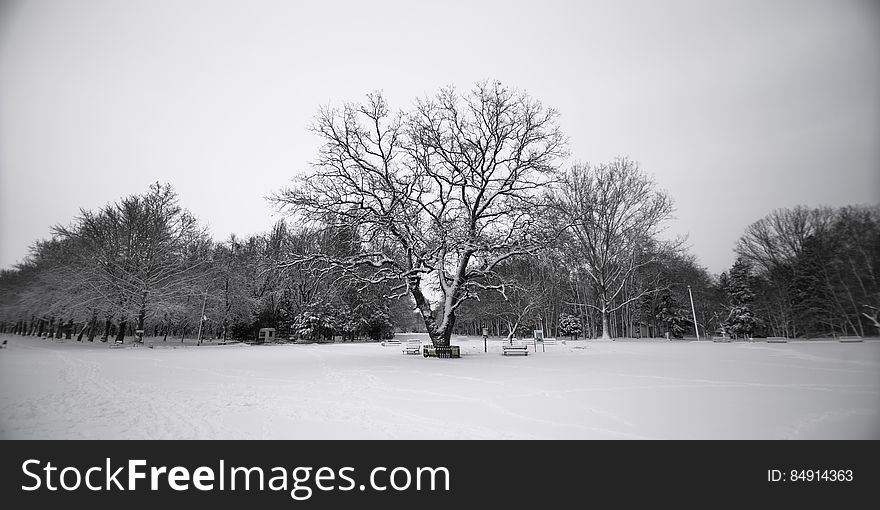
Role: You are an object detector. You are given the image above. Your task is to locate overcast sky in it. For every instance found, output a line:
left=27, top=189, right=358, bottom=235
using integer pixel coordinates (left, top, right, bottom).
left=1, top=0, right=878, bottom=274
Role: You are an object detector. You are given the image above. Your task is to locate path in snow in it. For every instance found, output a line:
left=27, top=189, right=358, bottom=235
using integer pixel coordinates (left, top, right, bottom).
left=1, top=334, right=878, bottom=439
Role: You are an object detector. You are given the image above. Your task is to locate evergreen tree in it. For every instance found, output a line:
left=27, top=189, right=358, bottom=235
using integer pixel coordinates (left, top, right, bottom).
left=655, top=290, right=690, bottom=338
left=791, top=235, right=835, bottom=336
left=558, top=313, right=582, bottom=340
left=725, top=258, right=756, bottom=305
left=722, top=257, right=762, bottom=338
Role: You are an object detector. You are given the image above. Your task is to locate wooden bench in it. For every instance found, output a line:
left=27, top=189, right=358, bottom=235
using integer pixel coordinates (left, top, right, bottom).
left=839, top=336, right=863, bottom=343
left=381, top=339, right=402, bottom=347
left=502, top=342, right=529, bottom=356
left=401, top=341, right=422, bottom=355
left=540, top=337, right=565, bottom=352
left=712, top=336, right=731, bottom=343
left=766, top=337, right=788, bottom=343
left=0, top=340, right=6, bottom=349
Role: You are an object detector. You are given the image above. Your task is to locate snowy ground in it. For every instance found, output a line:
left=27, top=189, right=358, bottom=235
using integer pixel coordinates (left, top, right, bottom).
left=1, top=333, right=878, bottom=439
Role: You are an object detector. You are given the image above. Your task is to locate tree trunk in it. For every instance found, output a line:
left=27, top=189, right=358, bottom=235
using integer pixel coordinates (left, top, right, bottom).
left=436, top=312, right=455, bottom=347
left=87, top=312, right=97, bottom=342
left=223, top=279, right=230, bottom=341
left=65, top=318, right=73, bottom=339
left=101, top=316, right=112, bottom=342
left=136, top=301, right=146, bottom=343
left=600, top=304, right=611, bottom=340
left=115, top=318, right=127, bottom=343
left=138, top=291, right=147, bottom=332
left=409, top=278, right=451, bottom=347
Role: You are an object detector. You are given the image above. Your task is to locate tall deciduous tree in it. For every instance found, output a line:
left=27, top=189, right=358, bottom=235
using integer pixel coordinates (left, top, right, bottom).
left=274, top=82, right=567, bottom=347
left=553, top=158, right=674, bottom=339
left=54, top=183, right=209, bottom=343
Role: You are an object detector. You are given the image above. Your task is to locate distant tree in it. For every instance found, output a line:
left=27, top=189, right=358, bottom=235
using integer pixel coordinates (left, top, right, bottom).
left=791, top=234, right=837, bottom=336
left=722, top=257, right=762, bottom=338
left=829, top=205, right=880, bottom=336
left=557, top=313, right=582, bottom=340
left=477, top=256, right=553, bottom=341
left=54, top=183, right=209, bottom=343
left=654, top=289, right=690, bottom=338
left=725, top=257, right=756, bottom=305
left=724, top=305, right=761, bottom=339
left=736, top=206, right=833, bottom=269
left=553, top=158, right=674, bottom=339
left=210, top=236, right=261, bottom=340
left=735, top=204, right=879, bottom=337
left=864, top=306, right=880, bottom=335
left=628, top=249, right=716, bottom=339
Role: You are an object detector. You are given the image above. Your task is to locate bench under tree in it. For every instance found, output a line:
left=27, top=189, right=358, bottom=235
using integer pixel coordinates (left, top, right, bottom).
left=502, top=341, right=529, bottom=356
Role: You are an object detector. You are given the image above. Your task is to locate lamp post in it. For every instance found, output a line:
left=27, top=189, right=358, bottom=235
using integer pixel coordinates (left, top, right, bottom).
left=687, top=285, right=700, bottom=341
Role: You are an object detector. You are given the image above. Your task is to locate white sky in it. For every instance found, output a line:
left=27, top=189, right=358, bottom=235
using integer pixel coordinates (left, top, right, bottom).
left=1, top=0, right=878, bottom=273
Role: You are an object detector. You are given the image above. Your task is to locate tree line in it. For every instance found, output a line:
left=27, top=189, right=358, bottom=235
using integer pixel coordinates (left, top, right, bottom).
left=1, top=82, right=877, bottom=344
left=723, top=205, right=880, bottom=338
left=0, top=184, right=411, bottom=344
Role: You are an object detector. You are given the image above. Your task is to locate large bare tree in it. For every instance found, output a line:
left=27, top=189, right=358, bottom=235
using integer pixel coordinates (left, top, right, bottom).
left=554, top=158, right=674, bottom=339
left=274, top=82, right=567, bottom=347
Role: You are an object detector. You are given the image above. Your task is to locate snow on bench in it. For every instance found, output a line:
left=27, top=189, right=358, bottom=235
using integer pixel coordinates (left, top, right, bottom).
left=502, top=341, right=529, bottom=356
left=401, top=341, right=422, bottom=355
left=712, top=336, right=731, bottom=343
left=839, top=336, right=863, bottom=343
left=381, top=339, right=402, bottom=347
left=766, top=337, right=788, bottom=343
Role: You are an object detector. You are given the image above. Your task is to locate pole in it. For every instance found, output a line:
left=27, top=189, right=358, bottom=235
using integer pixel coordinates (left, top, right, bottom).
left=688, top=285, right=700, bottom=341
left=197, top=287, right=208, bottom=345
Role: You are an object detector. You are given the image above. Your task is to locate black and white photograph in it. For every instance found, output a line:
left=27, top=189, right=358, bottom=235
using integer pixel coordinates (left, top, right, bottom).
left=1, top=0, right=878, bottom=447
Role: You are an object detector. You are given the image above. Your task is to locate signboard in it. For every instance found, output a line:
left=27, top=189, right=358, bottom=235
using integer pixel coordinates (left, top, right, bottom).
left=257, top=328, right=276, bottom=343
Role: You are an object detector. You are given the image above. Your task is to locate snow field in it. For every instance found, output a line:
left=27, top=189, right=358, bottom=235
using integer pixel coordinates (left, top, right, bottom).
left=1, top=334, right=878, bottom=439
